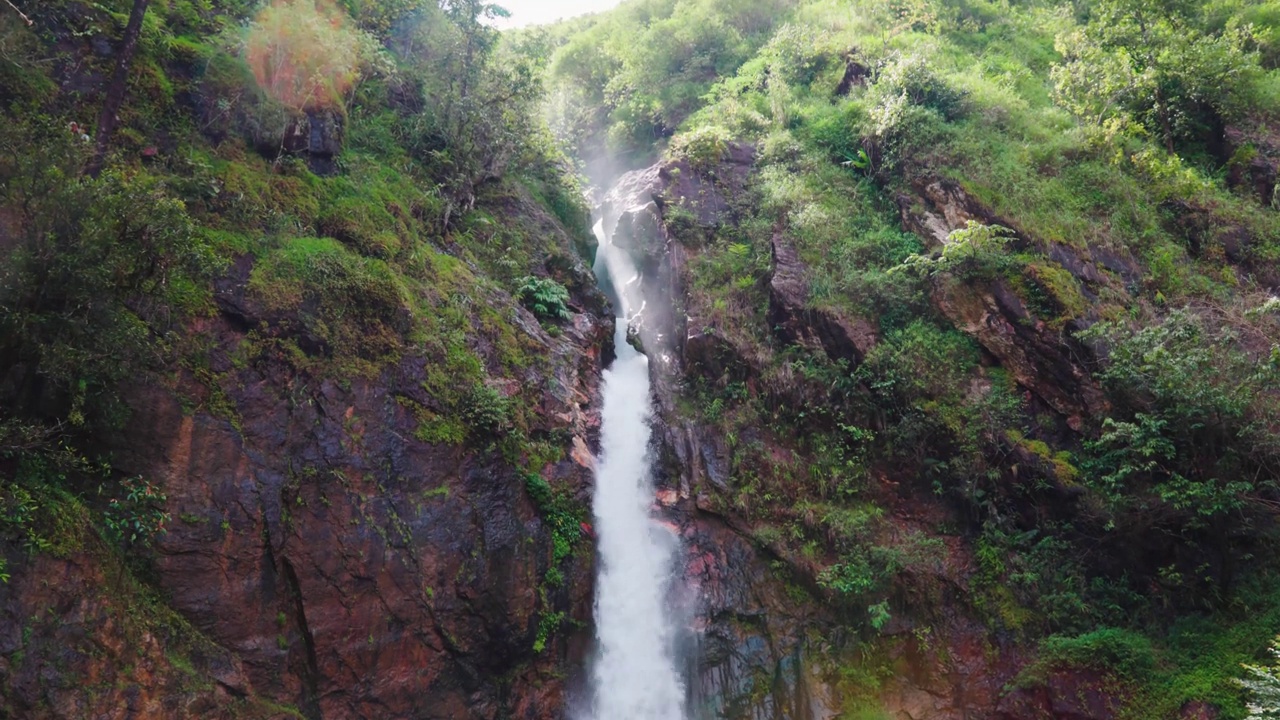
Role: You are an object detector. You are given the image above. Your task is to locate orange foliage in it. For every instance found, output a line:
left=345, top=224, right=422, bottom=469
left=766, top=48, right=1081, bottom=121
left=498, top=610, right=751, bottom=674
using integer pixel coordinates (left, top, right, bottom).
left=244, top=0, right=361, bottom=111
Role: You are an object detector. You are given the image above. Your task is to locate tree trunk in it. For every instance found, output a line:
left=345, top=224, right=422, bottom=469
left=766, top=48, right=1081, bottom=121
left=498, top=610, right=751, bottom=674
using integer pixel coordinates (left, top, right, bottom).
left=86, top=0, right=150, bottom=177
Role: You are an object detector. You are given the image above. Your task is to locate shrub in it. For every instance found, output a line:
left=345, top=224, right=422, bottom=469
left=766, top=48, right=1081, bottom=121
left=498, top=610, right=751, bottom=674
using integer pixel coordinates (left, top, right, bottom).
left=462, top=384, right=511, bottom=435
left=1240, top=636, right=1280, bottom=720
left=1079, top=311, right=1278, bottom=530
left=1036, top=627, right=1156, bottom=679
left=668, top=125, right=733, bottom=172
left=243, top=0, right=365, bottom=112
left=896, top=221, right=1015, bottom=279
left=102, top=476, right=171, bottom=549
left=873, top=53, right=967, bottom=119
left=523, top=472, right=584, bottom=582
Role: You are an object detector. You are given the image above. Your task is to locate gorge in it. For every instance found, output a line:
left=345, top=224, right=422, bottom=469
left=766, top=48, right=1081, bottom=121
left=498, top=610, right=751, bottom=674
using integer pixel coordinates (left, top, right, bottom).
left=3, top=0, right=1280, bottom=719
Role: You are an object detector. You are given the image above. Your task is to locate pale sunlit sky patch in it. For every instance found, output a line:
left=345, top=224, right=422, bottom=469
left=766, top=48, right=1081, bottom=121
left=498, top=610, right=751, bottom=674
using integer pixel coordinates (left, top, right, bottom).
left=491, top=0, right=625, bottom=29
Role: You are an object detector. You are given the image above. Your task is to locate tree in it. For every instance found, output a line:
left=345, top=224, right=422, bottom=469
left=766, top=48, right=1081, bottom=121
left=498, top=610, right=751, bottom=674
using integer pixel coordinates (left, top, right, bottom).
left=1051, top=0, right=1261, bottom=150
left=87, top=0, right=150, bottom=177
left=399, top=1, right=550, bottom=225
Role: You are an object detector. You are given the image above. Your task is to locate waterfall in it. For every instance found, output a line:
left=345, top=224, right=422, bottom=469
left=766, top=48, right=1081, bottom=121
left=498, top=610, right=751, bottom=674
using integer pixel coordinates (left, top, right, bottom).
left=581, top=216, right=687, bottom=720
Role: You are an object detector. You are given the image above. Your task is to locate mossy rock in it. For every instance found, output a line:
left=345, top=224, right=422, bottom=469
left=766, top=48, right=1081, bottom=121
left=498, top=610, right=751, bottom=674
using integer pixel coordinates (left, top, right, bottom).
left=317, top=197, right=403, bottom=259
left=247, top=236, right=411, bottom=365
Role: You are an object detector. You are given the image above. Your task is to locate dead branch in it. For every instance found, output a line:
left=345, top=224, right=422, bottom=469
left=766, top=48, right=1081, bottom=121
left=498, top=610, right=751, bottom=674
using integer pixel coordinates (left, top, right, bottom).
left=4, top=0, right=32, bottom=26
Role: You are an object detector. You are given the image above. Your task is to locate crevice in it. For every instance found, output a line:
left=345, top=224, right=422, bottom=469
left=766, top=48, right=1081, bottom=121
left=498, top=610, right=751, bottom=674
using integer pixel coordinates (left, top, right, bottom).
left=282, top=557, right=323, bottom=720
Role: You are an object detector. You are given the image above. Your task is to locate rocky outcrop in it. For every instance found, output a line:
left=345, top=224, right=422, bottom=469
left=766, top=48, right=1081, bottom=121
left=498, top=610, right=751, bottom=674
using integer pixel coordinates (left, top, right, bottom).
left=898, top=178, right=1119, bottom=427
left=769, top=233, right=878, bottom=365
left=933, top=279, right=1106, bottom=428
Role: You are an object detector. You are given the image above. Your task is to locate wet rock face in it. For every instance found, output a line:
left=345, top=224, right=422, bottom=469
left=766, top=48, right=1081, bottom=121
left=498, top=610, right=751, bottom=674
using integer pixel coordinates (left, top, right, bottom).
left=2, top=269, right=610, bottom=718
left=681, top=514, right=836, bottom=720
left=0, top=550, right=252, bottom=720
left=113, top=300, right=607, bottom=718
left=600, top=148, right=840, bottom=720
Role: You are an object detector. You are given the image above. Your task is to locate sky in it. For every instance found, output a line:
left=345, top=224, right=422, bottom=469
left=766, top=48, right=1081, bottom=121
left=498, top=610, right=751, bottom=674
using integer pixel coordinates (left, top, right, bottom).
left=492, top=0, right=625, bottom=28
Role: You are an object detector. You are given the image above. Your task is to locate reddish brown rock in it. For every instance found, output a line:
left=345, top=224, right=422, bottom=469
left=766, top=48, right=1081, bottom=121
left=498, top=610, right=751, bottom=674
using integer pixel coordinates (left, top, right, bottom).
left=107, top=300, right=609, bottom=718
left=995, top=670, right=1127, bottom=720
left=2, top=215, right=611, bottom=718
left=0, top=545, right=254, bottom=719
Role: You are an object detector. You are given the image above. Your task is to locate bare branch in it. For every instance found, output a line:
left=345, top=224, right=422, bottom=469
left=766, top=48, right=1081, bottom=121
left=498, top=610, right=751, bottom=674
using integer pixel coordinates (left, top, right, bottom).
left=4, top=0, right=33, bottom=26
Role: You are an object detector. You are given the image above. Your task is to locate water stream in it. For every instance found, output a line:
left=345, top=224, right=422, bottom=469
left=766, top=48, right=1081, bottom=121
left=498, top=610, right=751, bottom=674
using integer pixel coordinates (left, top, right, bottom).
left=581, top=216, right=687, bottom=720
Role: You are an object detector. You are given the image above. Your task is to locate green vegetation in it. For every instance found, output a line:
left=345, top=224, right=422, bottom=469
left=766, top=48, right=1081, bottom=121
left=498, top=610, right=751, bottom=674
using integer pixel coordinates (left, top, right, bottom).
left=517, top=275, right=573, bottom=320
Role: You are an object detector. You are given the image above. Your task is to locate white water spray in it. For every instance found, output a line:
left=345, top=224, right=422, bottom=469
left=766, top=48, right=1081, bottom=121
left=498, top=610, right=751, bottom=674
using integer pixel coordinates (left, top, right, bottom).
left=582, top=218, right=687, bottom=720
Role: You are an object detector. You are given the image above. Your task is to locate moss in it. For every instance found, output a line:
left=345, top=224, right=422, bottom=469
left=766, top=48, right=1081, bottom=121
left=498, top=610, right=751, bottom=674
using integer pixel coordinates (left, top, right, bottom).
left=316, top=160, right=437, bottom=259
left=206, top=151, right=322, bottom=233
left=1006, top=429, right=1080, bottom=485
left=1022, top=261, right=1090, bottom=327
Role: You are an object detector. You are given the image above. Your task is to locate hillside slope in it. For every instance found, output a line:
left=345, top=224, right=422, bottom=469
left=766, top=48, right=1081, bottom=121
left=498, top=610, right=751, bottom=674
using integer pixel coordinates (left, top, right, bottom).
left=547, top=0, right=1280, bottom=717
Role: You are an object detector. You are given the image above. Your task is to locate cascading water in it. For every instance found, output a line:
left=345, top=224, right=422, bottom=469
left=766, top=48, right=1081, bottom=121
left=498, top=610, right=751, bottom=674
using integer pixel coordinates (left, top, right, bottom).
left=581, top=215, right=687, bottom=720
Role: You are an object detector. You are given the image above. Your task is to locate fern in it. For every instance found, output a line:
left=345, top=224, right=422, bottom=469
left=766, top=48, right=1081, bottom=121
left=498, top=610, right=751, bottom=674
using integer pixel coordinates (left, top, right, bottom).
left=517, top=276, right=571, bottom=321
left=1241, top=638, right=1280, bottom=720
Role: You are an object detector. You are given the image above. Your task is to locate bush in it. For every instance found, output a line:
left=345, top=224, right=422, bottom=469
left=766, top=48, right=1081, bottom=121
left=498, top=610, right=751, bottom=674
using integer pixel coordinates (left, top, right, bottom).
left=668, top=125, right=733, bottom=172
left=896, top=221, right=1015, bottom=279
left=103, top=476, right=170, bottom=549
left=1079, top=311, right=1278, bottom=531
left=1051, top=3, right=1262, bottom=149
left=0, top=120, right=217, bottom=431
left=855, top=54, right=964, bottom=172
left=462, top=384, right=511, bottom=435
left=1036, top=628, right=1156, bottom=679
left=873, top=53, right=967, bottom=119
